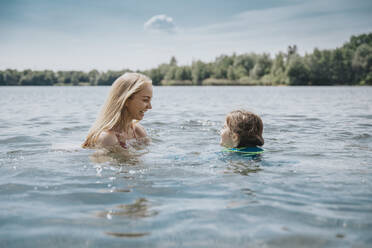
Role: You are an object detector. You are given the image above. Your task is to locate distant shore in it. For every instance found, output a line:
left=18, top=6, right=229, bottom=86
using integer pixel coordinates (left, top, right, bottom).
left=2, top=82, right=367, bottom=86
left=1, top=33, right=371, bottom=86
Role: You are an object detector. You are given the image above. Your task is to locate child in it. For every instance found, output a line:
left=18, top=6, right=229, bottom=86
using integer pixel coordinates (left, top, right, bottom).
left=220, top=110, right=264, bottom=155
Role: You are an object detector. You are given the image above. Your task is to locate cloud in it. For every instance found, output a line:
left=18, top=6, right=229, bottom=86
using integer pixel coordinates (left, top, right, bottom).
left=133, top=0, right=371, bottom=70
left=144, top=14, right=176, bottom=34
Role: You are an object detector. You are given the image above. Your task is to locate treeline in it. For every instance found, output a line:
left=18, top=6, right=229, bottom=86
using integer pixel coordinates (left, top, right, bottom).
left=0, top=69, right=132, bottom=86
left=1, top=33, right=371, bottom=86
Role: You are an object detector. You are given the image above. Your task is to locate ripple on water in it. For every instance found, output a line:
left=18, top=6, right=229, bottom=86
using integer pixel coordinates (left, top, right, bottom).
left=0, top=135, right=41, bottom=145
left=0, top=183, right=33, bottom=194
left=358, top=123, right=372, bottom=128
left=50, top=143, right=82, bottom=152
left=264, top=234, right=333, bottom=248
left=351, top=114, right=372, bottom=120
left=1, top=86, right=372, bottom=246
left=352, top=133, right=371, bottom=140
left=105, top=232, right=150, bottom=238
left=56, top=125, right=90, bottom=133
left=24, top=121, right=52, bottom=126
left=25, top=191, right=129, bottom=208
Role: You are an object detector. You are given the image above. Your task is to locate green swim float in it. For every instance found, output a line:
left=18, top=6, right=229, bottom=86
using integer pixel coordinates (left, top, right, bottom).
left=223, top=146, right=264, bottom=155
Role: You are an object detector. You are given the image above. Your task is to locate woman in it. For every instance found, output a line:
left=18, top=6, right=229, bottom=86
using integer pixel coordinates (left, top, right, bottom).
left=82, top=72, right=153, bottom=151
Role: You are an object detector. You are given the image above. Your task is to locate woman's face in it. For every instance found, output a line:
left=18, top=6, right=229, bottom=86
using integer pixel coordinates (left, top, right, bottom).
left=220, top=122, right=238, bottom=147
left=126, top=82, right=153, bottom=120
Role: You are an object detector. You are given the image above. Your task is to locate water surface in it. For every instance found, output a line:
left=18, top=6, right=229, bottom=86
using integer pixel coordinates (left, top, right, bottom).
left=1, top=86, right=372, bottom=247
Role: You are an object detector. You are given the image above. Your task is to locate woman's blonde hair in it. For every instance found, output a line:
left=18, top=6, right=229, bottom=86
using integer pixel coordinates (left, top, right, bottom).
left=226, top=110, right=264, bottom=147
left=82, top=72, right=152, bottom=148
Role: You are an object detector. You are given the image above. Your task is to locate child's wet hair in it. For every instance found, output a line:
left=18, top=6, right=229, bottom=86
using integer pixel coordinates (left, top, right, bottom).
left=226, top=110, right=264, bottom=147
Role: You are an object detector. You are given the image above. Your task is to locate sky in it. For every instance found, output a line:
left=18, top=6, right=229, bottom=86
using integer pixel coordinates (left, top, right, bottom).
left=1, top=0, right=371, bottom=71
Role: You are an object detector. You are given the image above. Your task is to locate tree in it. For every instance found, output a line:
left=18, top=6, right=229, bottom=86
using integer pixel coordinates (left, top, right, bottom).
left=88, top=70, right=100, bottom=85
left=3, top=69, right=20, bottom=85
left=145, top=68, right=163, bottom=85
left=233, top=54, right=256, bottom=78
left=344, top=33, right=372, bottom=50
left=306, top=48, right=332, bottom=85
left=0, top=71, right=5, bottom=85
left=270, top=52, right=287, bottom=84
left=175, top=66, right=192, bottom=80
left=192, top=60, right=210, bottom=85
left=285, top=45, right=298, bottom=65
left=43, top=70, right=56, bottom=85
left=352, top=44, right=372, bottom=84
left=250, top=54, right=272, bottom=79
left=329, top=48, right=351, bottom=84
left=164, top=66, right=177, bottom=80
left=227, top=66, right=236, bottom=80
left=213, top=55, right=234, bottom=79
left=169, top=56, right=177, bottom=66
left=286, top=56, right=309, bottom=85
left=97, top=70, right=124, bottom=85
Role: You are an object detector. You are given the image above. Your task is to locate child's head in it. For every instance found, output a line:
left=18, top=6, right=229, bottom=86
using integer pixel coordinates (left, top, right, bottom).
left=220, top=110, right=264, bottom=148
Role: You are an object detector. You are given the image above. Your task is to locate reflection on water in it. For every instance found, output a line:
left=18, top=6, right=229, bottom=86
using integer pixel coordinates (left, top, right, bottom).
left=96, top=198, right=158, bottom=219
left=226, top=161, right=262, bottom=176
left=90, top=150, right=141, bottom=165
left=90, top=151, right=140, bottom=165
left=89, top=141, right=150, bottom=165
left=221, top=153, right=263, bottom=176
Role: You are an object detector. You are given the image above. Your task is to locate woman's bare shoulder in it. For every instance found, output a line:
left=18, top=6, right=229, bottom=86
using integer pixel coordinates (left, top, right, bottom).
left=97, top=131, right=118, bottom=147
left=134, top=123, right=147, bottom=138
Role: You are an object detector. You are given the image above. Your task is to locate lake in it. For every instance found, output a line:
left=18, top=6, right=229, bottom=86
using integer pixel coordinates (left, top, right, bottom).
left=0, top=86, right=371, bottom=247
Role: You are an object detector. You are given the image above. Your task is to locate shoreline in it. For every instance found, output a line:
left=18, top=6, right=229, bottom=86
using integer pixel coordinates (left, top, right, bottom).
left=1, top=84, right=369, bottom=87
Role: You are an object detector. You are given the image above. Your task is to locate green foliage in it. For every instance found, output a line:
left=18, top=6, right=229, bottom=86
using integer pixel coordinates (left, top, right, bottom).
left=164, top=66, right=177, bottom=81
left=19, top=70, right=56, bottom=86
left=250, top=54, right=272, bottom=79
left=306, top=48, right=332, bottom=85
left=0, top=72, right=4, bottom=85
left=175, top=66, right=192, bottom=81
left=97, top=70, right=129, bottom=85
left=143, top=68, right=163, bottom=85
left=352, top=44, right=372, bottom=84
left=191, top=60, right=210, bottom=85
left=88, top=70, right=100, bottom=85
left=233, top=54, right=256, bottom=77
left=1, top=33, right=371, bottom=86
left=227, top=66, right=236, bottom=80
left=169, top=56, right=177, bottom=67
left=160, top=80, right=193, bottom=86
left=2, top=69, right=21, bottom=85
left=213, top=55, right=234, bottom=79
left=329, top=48, right=351, bottom=84
left=270, top=53, right=287, bottom=84
left=343, top=33, right=372, bottom=50
left=286, top=56, right=310, bottom=85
